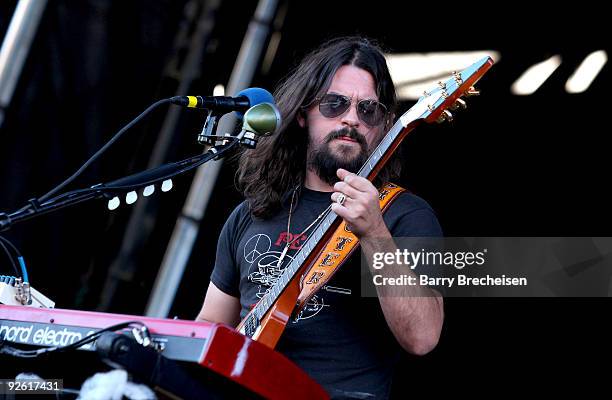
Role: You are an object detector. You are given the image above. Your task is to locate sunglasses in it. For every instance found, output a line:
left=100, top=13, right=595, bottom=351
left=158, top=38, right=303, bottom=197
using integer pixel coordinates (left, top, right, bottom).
left=314, top=93, right=388, bottom=127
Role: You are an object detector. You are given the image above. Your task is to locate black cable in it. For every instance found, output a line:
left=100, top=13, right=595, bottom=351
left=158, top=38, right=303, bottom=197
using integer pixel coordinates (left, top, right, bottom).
left=0, top=236, right=23, bottom=258
left=0, top=237, right=20, bottom=277
left=102, top=137, right=239, bottom=191
left=0, top=236, right=29, bottom=283
left=34, top=136, right=239, bottom=202
left=38, top=98, right=174, bottom=203
left=38, top=187, right=100, bottom=206
left=55, top=321, right=145, bottom=353
left=0, top=321, right=146, bottom=358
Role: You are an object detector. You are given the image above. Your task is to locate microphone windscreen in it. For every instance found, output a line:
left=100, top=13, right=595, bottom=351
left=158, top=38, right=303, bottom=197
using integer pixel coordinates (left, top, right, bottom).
left=235, top=87, right=275, bottom=118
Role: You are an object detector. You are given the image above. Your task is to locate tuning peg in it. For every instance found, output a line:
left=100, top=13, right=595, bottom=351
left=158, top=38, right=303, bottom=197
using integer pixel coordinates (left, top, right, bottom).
left=161, top=179, right=173, bottom=192
left=143, top=185, right=155, bottom=197
left=465, top=86, right=480, bottom=97
left=107, top=196, right=120, bottom=211
left=450, top=98, right=467, bottom=111
left=126, top=191, right=138, bottom=205
left=452, top=71, right=463, bottom=85
left=436, top=110, right=453, bottom=123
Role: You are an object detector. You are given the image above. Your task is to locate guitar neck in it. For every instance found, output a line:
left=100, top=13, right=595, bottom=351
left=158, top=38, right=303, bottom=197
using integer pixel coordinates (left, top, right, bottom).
left=357, top=120, right=415, bottom=181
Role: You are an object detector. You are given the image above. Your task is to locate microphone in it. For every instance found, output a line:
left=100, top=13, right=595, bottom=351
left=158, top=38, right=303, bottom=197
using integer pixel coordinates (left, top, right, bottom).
left=242, top=102, right=281, bottom=136
left=237, top=102, right=281, bottom=148
left=170, top=87, right=274, bottom=114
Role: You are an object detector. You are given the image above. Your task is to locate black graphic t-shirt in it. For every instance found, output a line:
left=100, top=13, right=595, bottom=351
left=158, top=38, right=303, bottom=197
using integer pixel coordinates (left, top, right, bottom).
left=211, top=187, right=442, bottom=399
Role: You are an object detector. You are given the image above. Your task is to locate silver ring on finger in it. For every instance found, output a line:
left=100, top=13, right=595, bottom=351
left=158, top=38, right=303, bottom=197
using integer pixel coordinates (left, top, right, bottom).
left=336, top=193, right=346, bottom=206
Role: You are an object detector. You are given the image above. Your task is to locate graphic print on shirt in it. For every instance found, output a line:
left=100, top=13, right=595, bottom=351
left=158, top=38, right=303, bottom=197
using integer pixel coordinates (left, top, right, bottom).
left=242, top=232, right=351, bottom=322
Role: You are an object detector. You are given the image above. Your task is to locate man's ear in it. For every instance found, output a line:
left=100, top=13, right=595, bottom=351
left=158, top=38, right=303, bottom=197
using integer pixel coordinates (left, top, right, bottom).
left=385, top=112, right=395, bottom=131
left=297, top=110, right=306, bottom=128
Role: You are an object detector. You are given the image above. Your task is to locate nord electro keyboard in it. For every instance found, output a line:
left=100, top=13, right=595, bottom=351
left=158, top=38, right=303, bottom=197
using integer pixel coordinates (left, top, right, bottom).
left=0, top=304, right=328, bottom=399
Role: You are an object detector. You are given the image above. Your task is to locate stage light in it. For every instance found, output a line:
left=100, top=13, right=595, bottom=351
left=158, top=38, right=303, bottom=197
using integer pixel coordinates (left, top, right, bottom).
left=565, top=50, right=607, bottom=94
left=511, top=55, right=562, bottom=95
left=213, top=84, right=225, bottom=96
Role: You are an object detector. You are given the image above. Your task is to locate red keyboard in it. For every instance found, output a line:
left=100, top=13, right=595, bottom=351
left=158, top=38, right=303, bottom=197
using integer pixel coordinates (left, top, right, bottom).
left=0, top=304, right=328, bottom=399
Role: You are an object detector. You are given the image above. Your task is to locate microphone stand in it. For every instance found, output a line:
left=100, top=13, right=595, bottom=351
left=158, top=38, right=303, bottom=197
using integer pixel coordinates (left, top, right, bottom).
left=0, top=138, right=240, bottom=232
left=0, top=98, right=277, bottom=231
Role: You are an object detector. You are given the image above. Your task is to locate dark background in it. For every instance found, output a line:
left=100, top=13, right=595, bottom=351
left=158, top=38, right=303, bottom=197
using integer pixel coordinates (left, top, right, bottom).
left=1, top=0, right=610, bottom=396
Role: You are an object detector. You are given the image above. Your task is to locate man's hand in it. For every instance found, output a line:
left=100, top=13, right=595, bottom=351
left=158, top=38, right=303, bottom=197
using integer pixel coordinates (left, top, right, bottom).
left=330, top=168, right=389, bottom=239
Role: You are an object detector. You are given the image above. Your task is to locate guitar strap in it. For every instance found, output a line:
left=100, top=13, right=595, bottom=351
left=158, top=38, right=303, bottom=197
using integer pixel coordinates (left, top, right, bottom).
left=296, top=182, right=406, bottom=307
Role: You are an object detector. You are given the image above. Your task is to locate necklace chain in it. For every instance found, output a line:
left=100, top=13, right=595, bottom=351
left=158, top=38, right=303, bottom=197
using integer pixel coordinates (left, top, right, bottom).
left=275, top=185, right=331, bottom=269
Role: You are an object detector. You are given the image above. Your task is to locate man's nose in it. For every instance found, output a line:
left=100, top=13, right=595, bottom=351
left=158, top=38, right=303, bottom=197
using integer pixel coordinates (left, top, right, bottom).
left=340, top=103, right=360, bottom=128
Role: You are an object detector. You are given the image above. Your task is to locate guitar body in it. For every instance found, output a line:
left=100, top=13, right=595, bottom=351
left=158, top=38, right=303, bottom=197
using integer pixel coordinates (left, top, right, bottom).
left=237, top=261, right=308, bottom=348
left=251, top=271, right=301, bottom=348
left=237, top=207, right=351, bottom=347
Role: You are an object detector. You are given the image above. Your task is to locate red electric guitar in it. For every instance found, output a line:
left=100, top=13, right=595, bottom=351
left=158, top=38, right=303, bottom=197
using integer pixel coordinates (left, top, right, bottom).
left=237, top=56, right=495, bottom=348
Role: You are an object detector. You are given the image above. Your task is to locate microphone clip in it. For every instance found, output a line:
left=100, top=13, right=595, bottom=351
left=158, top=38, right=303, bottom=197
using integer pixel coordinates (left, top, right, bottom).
left=238, top=130, right=258, bottom=149
left=197, top=109, right=223, bottom=146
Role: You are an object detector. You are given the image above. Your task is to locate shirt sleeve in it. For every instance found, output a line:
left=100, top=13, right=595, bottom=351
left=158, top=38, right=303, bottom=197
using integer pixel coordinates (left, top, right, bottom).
left=386, top=192, right=443, bottom=237
left=385, top=193, right=446, bottom=294
left=210, top=202, right=248, bottom=297
left=390, top=207, right=443, bottom=237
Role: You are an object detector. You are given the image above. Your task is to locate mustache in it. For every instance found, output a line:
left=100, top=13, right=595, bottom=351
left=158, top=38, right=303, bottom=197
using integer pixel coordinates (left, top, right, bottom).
left=325, top=127, right=367, bottom=147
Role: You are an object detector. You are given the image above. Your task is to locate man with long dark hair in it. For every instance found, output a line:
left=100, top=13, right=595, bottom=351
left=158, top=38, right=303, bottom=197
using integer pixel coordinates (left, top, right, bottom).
left=197, top=36, right=443, bottom=399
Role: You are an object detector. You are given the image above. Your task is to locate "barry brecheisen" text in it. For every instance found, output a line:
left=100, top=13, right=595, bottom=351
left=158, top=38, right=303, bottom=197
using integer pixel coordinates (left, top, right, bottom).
left=373, top=274, right=528, bottom=287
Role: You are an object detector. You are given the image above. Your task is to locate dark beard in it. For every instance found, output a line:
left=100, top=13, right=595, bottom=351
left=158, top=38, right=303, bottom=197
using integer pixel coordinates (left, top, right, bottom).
left=307, top=127, right=369, bottom=186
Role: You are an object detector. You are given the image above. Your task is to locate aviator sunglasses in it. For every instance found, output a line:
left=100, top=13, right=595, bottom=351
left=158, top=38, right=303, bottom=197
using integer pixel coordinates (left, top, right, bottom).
left=312, top=93, right=388, bottom=127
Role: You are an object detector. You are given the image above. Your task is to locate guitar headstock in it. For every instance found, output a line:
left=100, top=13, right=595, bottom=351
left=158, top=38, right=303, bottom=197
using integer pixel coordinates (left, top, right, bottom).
left=399, top=56, right=494, bottom=127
